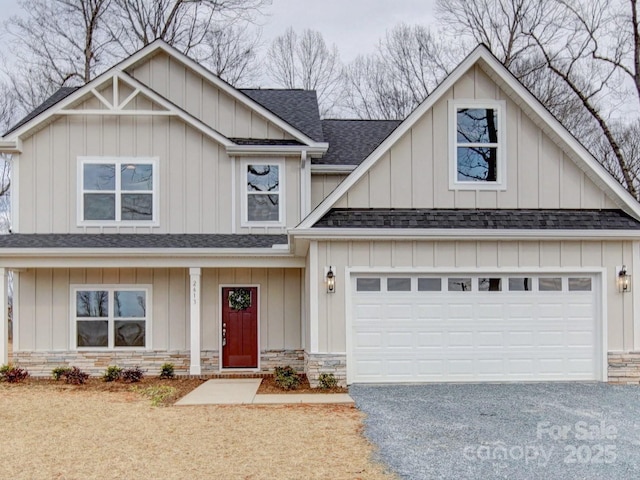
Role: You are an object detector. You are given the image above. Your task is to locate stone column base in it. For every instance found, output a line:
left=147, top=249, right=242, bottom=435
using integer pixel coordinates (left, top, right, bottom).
left=304, top=352, right=347, bottom=387
left=608, top=352, right=640, bottom=384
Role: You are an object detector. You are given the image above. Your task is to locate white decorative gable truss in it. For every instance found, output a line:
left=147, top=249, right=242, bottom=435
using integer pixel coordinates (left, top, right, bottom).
left=0, top=40, right=328, bottom=157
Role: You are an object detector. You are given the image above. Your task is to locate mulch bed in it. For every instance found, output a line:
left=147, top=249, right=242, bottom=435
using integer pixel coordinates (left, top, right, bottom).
left=257, top=375, right=348, bottom=394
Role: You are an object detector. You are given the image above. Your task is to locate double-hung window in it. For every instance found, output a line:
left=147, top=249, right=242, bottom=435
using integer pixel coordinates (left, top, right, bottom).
left=243, top=160, right=284, bottom=225
left=73, top=286, right=150, bottom=349
left=79, top=157, right=158, bottom=225
left=449, top=100, right=506, bottom=190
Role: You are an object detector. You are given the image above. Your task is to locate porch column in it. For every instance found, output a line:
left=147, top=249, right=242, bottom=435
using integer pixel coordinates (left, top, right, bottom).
left=189, top=268, right=202, bottom=375
left=0, top=268, right=7, bottom=365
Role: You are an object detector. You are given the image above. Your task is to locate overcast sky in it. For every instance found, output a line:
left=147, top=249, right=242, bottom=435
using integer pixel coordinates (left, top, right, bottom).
left=261, top=0, right=437, bottom=62
left=0, top=0, right=438, bottom=65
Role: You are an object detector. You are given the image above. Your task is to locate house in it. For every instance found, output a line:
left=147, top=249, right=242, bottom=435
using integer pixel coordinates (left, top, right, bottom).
left=1, top=40, right=640, bottom=386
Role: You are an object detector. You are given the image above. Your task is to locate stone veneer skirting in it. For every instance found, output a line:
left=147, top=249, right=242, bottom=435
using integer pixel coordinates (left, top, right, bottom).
left=304, top=352, right=347, bottom=387
left=608, top=352, right=640, bottom=384
left=11, top=349, right=305, bottom=377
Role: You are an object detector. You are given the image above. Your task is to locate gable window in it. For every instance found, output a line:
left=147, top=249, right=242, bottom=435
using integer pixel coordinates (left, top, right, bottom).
left=449, top=100, right=506, bottom=190
left=73, top=286, right=150, bottom=349
left=243, top=160, right=284, bottom=225
left=79, top=157, right=158, bottom=225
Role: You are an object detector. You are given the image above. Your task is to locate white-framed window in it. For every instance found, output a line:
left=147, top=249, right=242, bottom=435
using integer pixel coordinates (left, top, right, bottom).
left=78, top=157, right=159, bottom=225
left=71, top=285, right=151, bottom=350
left=449, top=100, right=506, bottom=190
left=242, top=159, right=285, bottom=226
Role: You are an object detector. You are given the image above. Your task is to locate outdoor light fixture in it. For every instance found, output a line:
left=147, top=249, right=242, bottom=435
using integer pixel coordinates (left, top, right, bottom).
left=617, top=265, right=631, bottom=293
left=326, top=266, right=335, bottom=293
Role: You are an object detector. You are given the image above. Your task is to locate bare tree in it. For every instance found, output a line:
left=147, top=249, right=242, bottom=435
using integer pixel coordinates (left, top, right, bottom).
left=200, top=24, right=261, bottom=86
left=8, top=0, right=112, bottom=87
left=267, top=27, right=343, bottom=116
left=523, top=0, right=640, bottom=199
left=437, top=0, right=640, bottom=200
left=107, top=0, right=268, bottom=61
left=342, top=24, right=457, bottom=120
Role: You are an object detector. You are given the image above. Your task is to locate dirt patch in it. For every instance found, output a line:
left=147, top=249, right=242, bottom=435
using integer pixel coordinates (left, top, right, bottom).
left=257, top=375, right=348, bottom=394
left=0, top=383, right=395, bottom=480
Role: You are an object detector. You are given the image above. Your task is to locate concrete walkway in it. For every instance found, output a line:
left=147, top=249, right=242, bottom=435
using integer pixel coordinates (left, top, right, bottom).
left=175, top=378, right=354, bottom=406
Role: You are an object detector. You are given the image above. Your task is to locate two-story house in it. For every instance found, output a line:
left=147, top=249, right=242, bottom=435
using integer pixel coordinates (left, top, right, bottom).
left=1, top=40, right=640, bottom=386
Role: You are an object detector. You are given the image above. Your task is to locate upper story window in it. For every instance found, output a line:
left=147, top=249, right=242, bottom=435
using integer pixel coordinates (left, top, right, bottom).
left=243, top=160, right=284, bottom=226
left=449, top=100, right=506, bottom=190
left=79, top=157, right=158, bottom=225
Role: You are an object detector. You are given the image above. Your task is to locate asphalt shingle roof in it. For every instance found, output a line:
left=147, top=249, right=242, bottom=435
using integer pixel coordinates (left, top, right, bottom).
left=241, top=89, right=324, bottom=142
left=229, top=138, right=304, bottom=146
left=0, top=234, right=288, bottom=249
left=4, top=87, right=79, bottom=136
left=317, top=119, right=402, bottom=166
left=313, top=209, right=640, bottom=230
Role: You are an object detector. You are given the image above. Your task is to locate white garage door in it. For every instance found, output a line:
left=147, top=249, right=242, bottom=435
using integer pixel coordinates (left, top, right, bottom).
left=350, top=274, right=602, bottom=383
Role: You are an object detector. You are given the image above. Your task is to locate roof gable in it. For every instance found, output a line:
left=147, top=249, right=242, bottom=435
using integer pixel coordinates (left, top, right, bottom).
left=297, top=45, right=640, bottom=229
left=3, top=40, right=327, bottom=149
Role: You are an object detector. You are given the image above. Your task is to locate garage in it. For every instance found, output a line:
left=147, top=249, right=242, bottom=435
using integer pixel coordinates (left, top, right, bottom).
left=349, top=273, right=603, bottom=383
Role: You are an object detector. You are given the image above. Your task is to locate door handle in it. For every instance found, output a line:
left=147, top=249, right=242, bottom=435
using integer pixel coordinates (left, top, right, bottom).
left=222, top=323, right=227, bottom=347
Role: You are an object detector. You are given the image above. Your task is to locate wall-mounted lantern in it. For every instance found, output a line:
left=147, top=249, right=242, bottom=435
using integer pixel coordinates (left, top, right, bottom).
left=326, top=266, right=336, bottom=293
left=617, top=265, right=631, bottom=293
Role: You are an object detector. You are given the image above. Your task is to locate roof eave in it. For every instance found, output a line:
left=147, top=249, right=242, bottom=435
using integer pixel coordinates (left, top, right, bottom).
left=226, top=143, right=328, bottom=157
left=291, top=228, right=640, bottom=241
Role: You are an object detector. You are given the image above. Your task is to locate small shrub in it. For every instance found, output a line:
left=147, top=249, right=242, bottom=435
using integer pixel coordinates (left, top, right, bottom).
left=51, top=366, right=72, bottom=381
left=103, top=365, right=122, bottom=382
left=159, top=363, right=175, bottom=379
left=132, top=385, right=177, bottom=406
left=122, top=366, right=145, bottom=383
left=317, top=373, right=338, bottom=389
left=64, top=367, right=89, bottom=385
left=0, top=364, right=30, bottom=383
left=274, top=365, right=300, bottom=391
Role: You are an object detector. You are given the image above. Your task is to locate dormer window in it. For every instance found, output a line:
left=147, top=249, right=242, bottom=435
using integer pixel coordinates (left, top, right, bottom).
left=449, top=100, right=506, bottom=190
left=78, top=157, right=158, bottom=225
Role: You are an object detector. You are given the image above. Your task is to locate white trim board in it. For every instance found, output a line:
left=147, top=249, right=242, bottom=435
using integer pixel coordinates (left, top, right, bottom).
left=296, top=45, right=640, bottom=230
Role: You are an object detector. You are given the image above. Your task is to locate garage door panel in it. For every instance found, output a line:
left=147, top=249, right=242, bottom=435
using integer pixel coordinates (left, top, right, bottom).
left=351, top=273, right=600, bottom=383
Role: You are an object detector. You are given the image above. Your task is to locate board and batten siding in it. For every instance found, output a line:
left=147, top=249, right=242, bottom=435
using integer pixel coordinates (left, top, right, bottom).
left=312, top=240, right=634, bottom=354
left=311, top=174, right=348, bottom=210
left=15, top=267, right=303, bottom=353
left=334, top=65, right=617, bottom=210
left=16, top=114, right=301, bottom=234
left=128, top=52, right=293, bottom=141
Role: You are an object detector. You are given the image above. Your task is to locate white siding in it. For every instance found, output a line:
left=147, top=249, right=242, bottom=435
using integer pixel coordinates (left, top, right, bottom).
left=339, top=65, right=617, bottom=210
left=312, top=240, right=633, bottom=354
left=16, top=268, right=303, bottom=352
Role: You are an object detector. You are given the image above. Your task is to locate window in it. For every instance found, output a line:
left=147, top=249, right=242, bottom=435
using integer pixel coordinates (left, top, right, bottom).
left=244, top=161, right=284, bottom=224
left=387, top=278, right=411, bottom=291
left=568, top=277, right=592, bottom=291
left=418, top=278, right=441, bottom=292
left=479, top=278, right=502, bottom=292
left=449, top=100, right=506, bottom=190
left=73, top=286, right=150, bottom=349
left=509, top=277, right=532, bottom=291
left=356, top=278, right=381, bottom=292
left=79, top=157, right=157, bottom=224
left=448, top=278, right=472, bottom=291
left=539, top=277, right=562, bottom=291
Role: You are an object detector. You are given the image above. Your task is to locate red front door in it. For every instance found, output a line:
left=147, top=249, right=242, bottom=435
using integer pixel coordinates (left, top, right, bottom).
left=222, top=287, right=258, bottom=368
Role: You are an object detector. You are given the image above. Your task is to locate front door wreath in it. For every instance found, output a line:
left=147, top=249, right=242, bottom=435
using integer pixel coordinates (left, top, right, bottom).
left=229, top=288, right=251, bottom=310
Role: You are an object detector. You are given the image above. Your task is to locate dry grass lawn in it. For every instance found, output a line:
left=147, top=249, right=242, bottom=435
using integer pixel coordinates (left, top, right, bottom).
left=0, top=383, right=395, bottom=480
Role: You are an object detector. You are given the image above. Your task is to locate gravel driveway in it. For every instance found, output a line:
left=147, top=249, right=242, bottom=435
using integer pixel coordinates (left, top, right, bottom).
left=351, top=383, right=640, bottom=480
